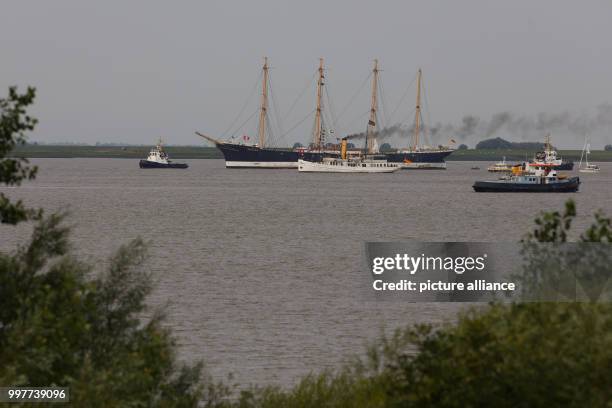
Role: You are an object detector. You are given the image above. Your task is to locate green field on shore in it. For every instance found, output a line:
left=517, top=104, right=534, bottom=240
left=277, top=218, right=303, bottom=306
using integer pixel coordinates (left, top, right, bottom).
left=10, top=144, right=612, bottom=161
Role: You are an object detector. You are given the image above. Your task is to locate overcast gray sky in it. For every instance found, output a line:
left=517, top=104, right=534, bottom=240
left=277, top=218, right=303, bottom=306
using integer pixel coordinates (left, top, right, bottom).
left=2, top=0, right=612, bottom=148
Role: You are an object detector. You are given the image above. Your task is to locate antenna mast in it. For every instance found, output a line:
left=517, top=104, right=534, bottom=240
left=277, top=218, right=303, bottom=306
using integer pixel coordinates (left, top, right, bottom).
left=366, top=59, right=379, bottom=154
left=313, top=58, right=324, bottom=149
left=257, top=57, right=269, bottom=147
left=412, top=68, right=422, bottom=150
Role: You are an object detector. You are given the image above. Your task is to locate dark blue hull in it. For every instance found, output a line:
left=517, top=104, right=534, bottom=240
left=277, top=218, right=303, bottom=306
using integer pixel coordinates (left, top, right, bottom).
left=473, top=176, right=580, bottom=192
left=553, top=161, right=574, bottom=170
left=215, top=143, right=454, bottom=169
left=139, top=160, right=188, bottom=169
left=216, top=143, right=333, bottom=168
left=384, top=150, right=454, bottom=169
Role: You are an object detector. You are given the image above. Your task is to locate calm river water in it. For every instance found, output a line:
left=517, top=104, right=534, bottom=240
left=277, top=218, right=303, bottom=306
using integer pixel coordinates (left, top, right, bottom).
left=1, top=159, right=611, bottom=388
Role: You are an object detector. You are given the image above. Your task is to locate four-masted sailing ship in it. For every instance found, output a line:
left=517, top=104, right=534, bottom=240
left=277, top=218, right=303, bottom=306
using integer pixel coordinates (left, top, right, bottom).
left=197, top=58, right=455, bottom=169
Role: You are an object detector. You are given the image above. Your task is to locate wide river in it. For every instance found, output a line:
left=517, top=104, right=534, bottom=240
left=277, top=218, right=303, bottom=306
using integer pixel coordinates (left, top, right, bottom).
left=1, top=159, right=611, bottom=388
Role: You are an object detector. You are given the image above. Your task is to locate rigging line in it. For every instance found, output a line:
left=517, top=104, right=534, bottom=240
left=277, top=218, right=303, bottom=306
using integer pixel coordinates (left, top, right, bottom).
left=283, top=71, right=317, bottom=120
left=281, top=109, right=316, bottom=139
left=388, top=72, right=418, bottom=124
left=221, top=71, right=262, bottom=139
left=344, top=110, right=372, bottom=135
left=399, top=107, right=418, bottom=128
left=336, top=71, right=372, bottom=122
left=265, top=118, right=277, bottom=147
left=377, top=76, right=389, bottom=129
left=267, top=73, right=286, bottom=138
left=324, top=85, right=340, bottom=137
left=229, top=108, right=259, bottom=139
left=322, top=106, right=336, bottom=143
left=421, top=75, right=433, bottom=145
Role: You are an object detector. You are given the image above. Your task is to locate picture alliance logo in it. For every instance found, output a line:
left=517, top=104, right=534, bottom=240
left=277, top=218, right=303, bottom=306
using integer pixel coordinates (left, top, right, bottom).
left=371, top=253, right=488, bottom=275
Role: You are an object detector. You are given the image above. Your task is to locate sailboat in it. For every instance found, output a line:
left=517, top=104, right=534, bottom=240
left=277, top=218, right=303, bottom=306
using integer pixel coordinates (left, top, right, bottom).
left=579, top=137, right=600, bottom=173
left=196, top=57, right=330, bottom=168
left=382, top=69, right=455, bottom=169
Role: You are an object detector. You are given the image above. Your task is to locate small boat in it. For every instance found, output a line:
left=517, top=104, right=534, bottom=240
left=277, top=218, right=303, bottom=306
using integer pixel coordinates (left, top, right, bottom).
left=471, top=166, right=480, bottom=170
left=474, top=163, right=580, bottom=192
left=139, top=139, right=188, bottom=169
left=487, top=157, right=514, bottom=172
left=298, top=138, right=400, bottom=173
left=578, top=137, right=600, bottom=173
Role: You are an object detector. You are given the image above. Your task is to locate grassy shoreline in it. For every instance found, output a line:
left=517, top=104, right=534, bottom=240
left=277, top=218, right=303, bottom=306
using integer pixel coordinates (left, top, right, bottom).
left=10, top=144, right=612, bottom=161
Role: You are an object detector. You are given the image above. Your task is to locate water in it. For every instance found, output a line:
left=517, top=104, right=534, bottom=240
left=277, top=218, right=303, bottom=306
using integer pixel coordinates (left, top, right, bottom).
left=1, top=159, right=611, bottom=388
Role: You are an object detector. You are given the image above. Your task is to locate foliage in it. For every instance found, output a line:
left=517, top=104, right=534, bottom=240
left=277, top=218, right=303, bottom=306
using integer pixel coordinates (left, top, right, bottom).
left=379, top=143, right=392, bottom=152
left=0, top=87, right=39, bottom=224
left=0, top=213, right=233, bottom=406
left=387, top=302, right=612, bottom=408
left=605, top=144, right=612, bottom=151
left=457, top=143, right=468, bottom=150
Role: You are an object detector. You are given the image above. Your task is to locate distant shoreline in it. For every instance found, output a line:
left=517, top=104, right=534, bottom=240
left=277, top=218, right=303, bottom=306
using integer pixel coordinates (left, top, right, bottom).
left=10, top=145, right=612, bottom=161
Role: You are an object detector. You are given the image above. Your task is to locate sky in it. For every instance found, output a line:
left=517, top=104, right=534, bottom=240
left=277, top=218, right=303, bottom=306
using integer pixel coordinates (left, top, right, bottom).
left=2, top=0, right=612, bottom=148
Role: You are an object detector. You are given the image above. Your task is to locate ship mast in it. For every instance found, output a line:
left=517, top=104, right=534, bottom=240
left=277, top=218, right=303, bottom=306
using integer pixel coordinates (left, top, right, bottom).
left=257, top=57, right=269, bottom=147
left=313, top=58, right=324, bottom=149
left=412, top=68, right=422, bottom=151
left=366, top=59, right=380, bottom=154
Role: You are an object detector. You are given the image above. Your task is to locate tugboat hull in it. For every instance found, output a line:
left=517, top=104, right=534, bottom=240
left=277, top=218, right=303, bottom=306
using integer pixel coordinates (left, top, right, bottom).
left=473, top=176, right=580, bottom=192
left=139, top=160, right=188, bottom=169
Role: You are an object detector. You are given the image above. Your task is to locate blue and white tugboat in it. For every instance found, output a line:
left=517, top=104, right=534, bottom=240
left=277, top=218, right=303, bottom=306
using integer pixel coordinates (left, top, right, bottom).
left=139, top=139, right=188, bottom=169
left=473, top=163, right=580, bottom=192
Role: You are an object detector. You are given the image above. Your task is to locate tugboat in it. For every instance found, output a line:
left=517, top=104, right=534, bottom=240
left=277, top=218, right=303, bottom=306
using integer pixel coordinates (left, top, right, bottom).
left=473, top=163, right=580, bottom=192
left=139, top=139, right=188, bottom=169
left=531, top=134, right=574, bottom=170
